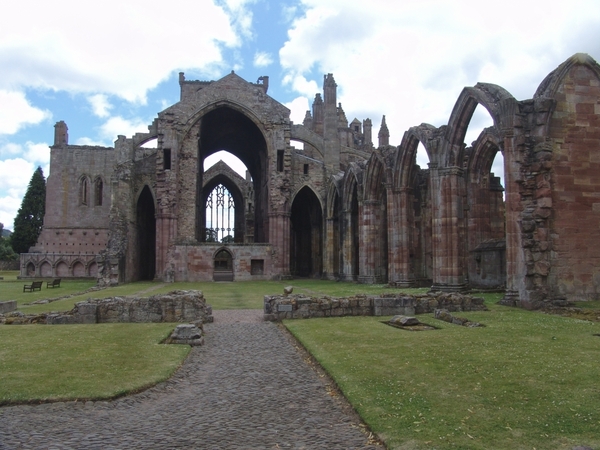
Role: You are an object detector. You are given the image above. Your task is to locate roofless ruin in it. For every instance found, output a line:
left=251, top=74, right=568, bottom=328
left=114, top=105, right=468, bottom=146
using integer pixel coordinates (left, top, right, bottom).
left=21, top=54, right=600, bottom=309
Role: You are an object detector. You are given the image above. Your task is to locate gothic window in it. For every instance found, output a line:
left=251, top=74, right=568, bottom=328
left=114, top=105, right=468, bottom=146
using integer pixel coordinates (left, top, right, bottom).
left=205, top=184, right=235, bottom=242
left=79, top=176, right=89, bottom=206
left=94, top=177, right=103, bottom=206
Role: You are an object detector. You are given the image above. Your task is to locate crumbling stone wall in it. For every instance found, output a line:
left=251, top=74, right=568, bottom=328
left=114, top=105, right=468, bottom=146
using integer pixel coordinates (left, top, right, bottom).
left=46, top=290, right=212, bottom=324
left=264, top=292, right=487, bottom=321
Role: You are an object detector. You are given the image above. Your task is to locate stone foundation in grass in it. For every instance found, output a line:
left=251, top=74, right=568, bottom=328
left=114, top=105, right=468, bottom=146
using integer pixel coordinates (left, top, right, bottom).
left=264, top=291, right=487, bottom=321
left=44, top=290, right=213, bottom=325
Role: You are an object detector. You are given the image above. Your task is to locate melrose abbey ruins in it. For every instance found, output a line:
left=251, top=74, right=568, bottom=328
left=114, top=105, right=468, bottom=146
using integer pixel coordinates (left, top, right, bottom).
left=20, top=54, right=600, bottom=309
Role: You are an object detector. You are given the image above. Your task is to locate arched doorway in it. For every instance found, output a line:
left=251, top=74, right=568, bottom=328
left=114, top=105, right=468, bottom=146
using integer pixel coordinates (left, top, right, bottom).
left=213, top=248, right=234, bottom=281
left=290, top=187, right=323, bottom=278
left=196, top=107, right=268, bottom=244
left=136, top=186, right=156, bottom=280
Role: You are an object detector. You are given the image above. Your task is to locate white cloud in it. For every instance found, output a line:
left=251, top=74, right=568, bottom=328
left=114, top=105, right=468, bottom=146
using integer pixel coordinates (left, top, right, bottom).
left=0, top=90, right=51, bottom=135
left=253, top=51, right=274, bottom=68
left=0, top=0, right=250, bottom=103
left=99, top=116, right=153, bottom=143
left=284, top=96, right=310, bottom=124
left=75, top=137, right=107, bottom=147
left=88, top=94, right=112, bottom=118
left=0, top=155, right=49, bottom=229
left=280, top=0, right=600, bottom=141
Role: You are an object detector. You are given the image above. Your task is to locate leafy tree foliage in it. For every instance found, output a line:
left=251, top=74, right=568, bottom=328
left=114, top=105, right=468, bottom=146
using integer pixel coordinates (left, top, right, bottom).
left=0, top=223, right=17, bottom=260
left=11, top=167, right=46, bottom=254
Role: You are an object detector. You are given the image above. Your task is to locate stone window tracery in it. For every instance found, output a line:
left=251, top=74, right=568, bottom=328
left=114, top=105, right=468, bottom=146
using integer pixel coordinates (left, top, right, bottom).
left=205, top=184, right=235, bottom=242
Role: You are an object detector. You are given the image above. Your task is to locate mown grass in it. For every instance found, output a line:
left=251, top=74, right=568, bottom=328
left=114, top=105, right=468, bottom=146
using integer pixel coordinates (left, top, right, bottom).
left=3, top=277, right=427, bottom=314
left=0, top=279, right=423, bottom=405
left=0, top=323, right=189, bottom=405
left=3, top=279, right=599, bottom=449
left=285, top=294, right=600, bottom=450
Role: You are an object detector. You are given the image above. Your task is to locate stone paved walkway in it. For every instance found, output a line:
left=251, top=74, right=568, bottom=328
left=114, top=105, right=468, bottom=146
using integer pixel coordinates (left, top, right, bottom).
left=0, top=310, right=380, bottom=449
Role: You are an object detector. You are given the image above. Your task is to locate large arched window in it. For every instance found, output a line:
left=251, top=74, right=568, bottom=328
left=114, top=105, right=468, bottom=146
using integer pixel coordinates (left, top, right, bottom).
left=205, top=184, right=235, bottom=243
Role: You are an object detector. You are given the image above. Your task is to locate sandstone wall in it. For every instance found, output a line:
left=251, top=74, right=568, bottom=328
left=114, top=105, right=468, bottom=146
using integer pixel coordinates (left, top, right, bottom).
left=264, top=292, right=487, bottom=321
left=46, top=290, right=212, bottom=325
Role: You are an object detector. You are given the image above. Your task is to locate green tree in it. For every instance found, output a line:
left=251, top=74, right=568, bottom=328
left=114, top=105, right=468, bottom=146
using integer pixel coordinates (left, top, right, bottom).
left=11, top=166, right=46, bottom=254
left=0, top=223, right=17, bottom=260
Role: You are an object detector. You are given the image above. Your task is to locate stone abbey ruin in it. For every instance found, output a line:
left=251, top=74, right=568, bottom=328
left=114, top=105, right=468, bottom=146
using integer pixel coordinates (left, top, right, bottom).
left=20, top=53, right=600, bottom=309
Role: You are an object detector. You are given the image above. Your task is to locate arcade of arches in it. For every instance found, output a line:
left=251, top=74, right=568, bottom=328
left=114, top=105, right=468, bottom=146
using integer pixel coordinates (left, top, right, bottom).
left=22, top=54, right=600, bottom=308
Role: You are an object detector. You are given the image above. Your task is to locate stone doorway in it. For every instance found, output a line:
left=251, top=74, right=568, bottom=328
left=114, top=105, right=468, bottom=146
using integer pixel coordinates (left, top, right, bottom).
left=213, top=249, right=234, bottom=281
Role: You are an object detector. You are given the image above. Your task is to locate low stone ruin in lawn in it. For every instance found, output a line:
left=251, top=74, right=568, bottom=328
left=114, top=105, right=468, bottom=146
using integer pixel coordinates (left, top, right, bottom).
left=165, top=323, right=205, bottom=346
left=387, top=315, right=437, bottom=331
left=0, top=290, right=213, bottom=325
left=264, top=291, right=487, bottom=321
left=434, top=309, right=484, bottom=327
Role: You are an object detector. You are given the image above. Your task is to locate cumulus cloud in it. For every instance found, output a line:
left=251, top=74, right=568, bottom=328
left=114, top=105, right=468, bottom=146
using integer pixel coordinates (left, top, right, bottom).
left=280, top=0, right=600, bottom=139
left=0, top=91, right=51, bottom=135
left=283, top=96, right=310, bottom=124
left=0, top=0, right=249, bottom=103
left=253, top=51, right=274, bottom=68
left=0, top=154, right=49, bottom=228
left=88, top=94, right=112, bottom=118
left=99, top=116, right=154, bottom=143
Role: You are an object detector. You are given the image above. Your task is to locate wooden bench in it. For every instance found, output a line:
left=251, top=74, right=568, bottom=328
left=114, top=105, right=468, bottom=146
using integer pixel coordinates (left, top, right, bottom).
left=47, top=278, right=61, bottom=288
left=23, top=281, right=43, bottom=292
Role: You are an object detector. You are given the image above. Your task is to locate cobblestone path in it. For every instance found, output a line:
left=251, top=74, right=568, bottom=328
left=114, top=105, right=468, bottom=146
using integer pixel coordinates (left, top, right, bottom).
left=0, top=310, right=380, bottom=449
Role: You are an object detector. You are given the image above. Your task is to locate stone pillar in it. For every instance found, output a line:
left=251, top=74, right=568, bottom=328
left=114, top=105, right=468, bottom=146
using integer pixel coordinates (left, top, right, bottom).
left=156, top=213, right=176, bottom=280
left=324, top=217, right=338, bottom=280
left=358, top=200, right=378, bottom=283
left=269, top=212, right=291, bottom=279
left=392, top=187, right=416, bottom=286
left=430, top=165, right=467, bottom=291
left=501, top=132, right=526, bottom=305
left=340, top=210, right=356, bottom=281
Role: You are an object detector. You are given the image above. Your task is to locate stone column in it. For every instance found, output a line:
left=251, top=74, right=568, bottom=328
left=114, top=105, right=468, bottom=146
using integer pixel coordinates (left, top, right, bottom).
left=358, top=200, right=378, bottom=283
left=269, top=212, right=291, bottom=279
left=501, top=132, right=525, bottom=305
left=340, top=210, right=355, bottom=281
left=392, top=187, right=415, bottom=286
left=156, top=212, right=176, bottom=280
left=324, top=216, right=338, bottom=280
left=430, top=165, right=467, bottom=291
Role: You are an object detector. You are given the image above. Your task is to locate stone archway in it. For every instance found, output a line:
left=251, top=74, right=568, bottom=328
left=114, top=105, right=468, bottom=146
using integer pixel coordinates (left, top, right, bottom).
left=136, top=186, right=156, bottom=281
left=290, top=186, right=323, bottom=278
left=213, top=248, right=234, bottom=281
left=197, top=106, right=269, bottom=244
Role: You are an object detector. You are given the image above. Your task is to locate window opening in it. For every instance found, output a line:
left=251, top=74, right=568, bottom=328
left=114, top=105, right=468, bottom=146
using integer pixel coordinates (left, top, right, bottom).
left=277, top=150, right=284, bottom=172
left=95, top=178, right=103, bottom=206
left=303, top=164, right=309, bottom=175
left=205, top=184, right=235, bottom=242
left=163, top=149, right=172, bottom=170
left=80, top=177, right=89, bottom=206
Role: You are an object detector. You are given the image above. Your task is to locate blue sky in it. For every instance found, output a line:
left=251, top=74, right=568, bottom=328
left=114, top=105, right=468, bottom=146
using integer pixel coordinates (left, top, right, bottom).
left=1, top=0, right=599, bottom=229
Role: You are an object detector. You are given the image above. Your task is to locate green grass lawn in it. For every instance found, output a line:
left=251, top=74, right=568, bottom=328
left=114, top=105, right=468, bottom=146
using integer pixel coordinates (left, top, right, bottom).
left=2, top=276, right=427, bottom=314
left=0, top=323, right=189, bottom=405
left=3, top=279, right=599, bottom=450
left=285, top=294, right=600, bottom=450
left=0, top=279, right=422, bottom=405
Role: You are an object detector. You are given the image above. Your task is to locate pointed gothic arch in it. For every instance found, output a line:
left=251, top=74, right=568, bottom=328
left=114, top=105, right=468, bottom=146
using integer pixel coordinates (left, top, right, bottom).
left=290, top=185, right=323, bottom=278
left=136, top=185, right=156, bottom=281
left=193, top=104, right=270, bottom=244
